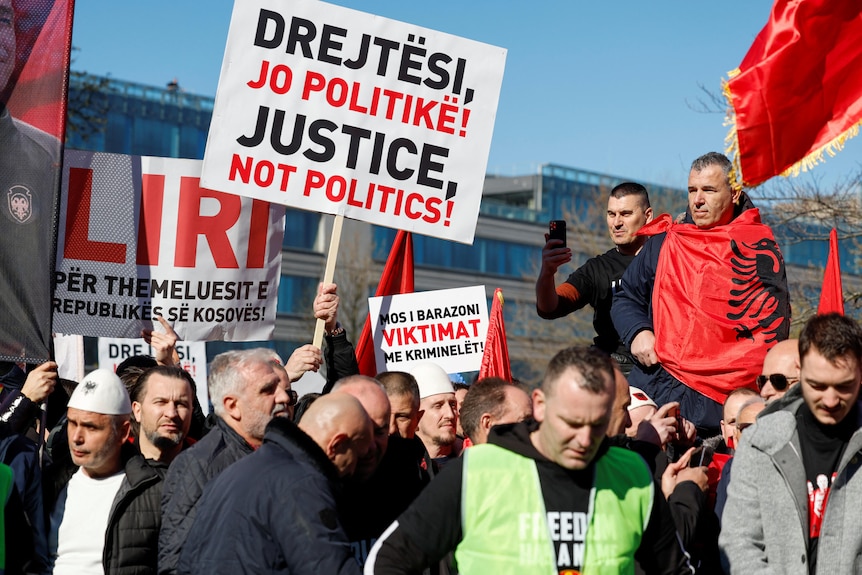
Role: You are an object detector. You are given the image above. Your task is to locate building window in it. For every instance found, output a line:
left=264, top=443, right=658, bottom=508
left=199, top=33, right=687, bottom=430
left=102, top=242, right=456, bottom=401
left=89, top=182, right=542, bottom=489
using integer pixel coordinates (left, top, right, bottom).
left=276, top=275, right=319, bottom=315
left=372, top=227, right=535, bottom=278
left=282, top=209, right=320, bottom=251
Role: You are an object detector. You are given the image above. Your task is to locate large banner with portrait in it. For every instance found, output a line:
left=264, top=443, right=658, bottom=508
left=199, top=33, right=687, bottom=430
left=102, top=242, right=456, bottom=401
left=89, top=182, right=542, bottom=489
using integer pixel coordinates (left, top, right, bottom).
left=0, top=0, right=73, bottom=362
left=201, top=0, right=506, bottom=244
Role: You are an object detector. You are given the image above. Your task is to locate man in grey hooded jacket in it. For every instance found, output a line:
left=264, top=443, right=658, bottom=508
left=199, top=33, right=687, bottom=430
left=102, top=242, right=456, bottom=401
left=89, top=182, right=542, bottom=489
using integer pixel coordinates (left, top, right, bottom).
left=720, top=313, right=862, bottom=574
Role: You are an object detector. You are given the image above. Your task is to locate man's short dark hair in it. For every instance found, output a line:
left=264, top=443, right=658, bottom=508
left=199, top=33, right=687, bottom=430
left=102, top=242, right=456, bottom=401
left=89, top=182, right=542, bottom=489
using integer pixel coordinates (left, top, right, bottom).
left=116, top=354, right=157, bottom=378
left=609, top=182, right=650, bottom=209
left=130, top=365, right=196, bottom=404
left=460, top=377, right=510, bottom=442
left=377, top=371, right=420, bottom=406
left=799, top=313, right=862, bottom=366
left=543, top=346, right=614, bottom=396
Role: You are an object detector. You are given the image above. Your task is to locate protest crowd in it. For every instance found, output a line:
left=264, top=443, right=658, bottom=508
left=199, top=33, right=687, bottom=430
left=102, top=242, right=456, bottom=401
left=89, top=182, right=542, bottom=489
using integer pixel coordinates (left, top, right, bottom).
left=0, top=150, right=858, bottom=575
left=3, top=0, right=861, bottom=572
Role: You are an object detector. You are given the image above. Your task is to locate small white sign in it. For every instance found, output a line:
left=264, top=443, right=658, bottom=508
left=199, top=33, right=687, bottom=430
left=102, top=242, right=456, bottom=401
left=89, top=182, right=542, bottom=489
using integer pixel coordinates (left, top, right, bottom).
left=97, top=337, right=210, bottom=414
left=368, top=285, right=488, bottom=373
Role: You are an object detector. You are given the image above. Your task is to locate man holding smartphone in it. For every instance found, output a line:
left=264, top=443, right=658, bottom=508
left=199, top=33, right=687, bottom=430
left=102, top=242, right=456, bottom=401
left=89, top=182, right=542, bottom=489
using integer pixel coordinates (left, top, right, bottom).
left=536, top=182, right=653, bottom=375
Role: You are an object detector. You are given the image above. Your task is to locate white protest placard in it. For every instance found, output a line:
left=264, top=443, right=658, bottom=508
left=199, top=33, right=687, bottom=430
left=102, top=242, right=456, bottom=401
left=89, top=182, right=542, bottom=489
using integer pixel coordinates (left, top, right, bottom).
left=201, top=0, right=506, bottom=244
left=53, top=333, right=85, bottom=383
left=368, top=285, right=488, bottom=373
left=98, top=337, right=210, bottom=414
left=53, top=151, right=285, bottom=341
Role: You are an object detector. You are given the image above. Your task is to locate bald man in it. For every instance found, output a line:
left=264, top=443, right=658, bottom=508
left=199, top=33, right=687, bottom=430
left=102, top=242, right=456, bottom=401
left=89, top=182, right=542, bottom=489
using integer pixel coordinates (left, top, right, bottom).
left=178, top=394, right=372, bottom=575
left=332, top=375, right=391, bottom=479
left=720, top=387, right=760, bottom=452
left=758, top=339, right=800, bottom=404
left=334, top=376, right=430, bottom=567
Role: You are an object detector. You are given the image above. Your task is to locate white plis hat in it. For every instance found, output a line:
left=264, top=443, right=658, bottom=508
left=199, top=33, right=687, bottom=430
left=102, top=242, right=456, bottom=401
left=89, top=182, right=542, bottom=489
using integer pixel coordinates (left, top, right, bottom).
left=628, top=386, right=658, bottom=411
left=409, top=362, right=455, bottom=399
left=67, top=369, right=132, bottom=415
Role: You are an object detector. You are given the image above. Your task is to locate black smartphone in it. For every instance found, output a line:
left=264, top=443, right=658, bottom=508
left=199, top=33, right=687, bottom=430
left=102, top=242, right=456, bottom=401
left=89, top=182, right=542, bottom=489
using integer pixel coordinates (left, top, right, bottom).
left=549, top=220, right=566, bottom=248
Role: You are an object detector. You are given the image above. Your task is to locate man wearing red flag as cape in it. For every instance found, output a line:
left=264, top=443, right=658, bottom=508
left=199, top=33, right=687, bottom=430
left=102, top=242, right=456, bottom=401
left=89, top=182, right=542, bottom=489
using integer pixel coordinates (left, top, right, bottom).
left=612, top=152, right=790, bottom=436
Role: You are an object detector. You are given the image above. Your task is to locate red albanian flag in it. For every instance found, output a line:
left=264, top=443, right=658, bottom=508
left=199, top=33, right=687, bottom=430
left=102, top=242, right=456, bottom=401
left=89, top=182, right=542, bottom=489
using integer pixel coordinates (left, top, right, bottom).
left=646, top=211, right=790, bottom=404
left=355, top=230, right=414, bottom=376
left=725, top=0, right=862, bottom=187
left=818, top=228, right=844, bottom=315
left=478, top=288, right=511, bottom=382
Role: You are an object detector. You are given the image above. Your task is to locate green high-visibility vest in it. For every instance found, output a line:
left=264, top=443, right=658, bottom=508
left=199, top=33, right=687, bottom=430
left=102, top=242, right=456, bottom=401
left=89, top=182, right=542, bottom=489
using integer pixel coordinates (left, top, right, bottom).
left=455, top=443, right=653, bottom=575
left=0, top=463, right=13, bottom=571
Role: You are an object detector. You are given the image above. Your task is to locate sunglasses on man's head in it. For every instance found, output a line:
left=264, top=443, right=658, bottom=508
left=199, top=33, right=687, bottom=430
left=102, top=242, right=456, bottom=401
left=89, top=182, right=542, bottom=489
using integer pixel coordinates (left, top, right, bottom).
left=756, top=373, right=797, bottom=392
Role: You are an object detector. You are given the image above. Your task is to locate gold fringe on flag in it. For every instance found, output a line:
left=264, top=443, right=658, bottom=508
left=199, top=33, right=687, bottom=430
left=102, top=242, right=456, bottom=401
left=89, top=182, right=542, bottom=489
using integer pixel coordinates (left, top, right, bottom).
left=723, top=66, right=862, bottom=188
left=721, top=70, right=744, bottom=193
left=777, top=120, right=862, bottom=179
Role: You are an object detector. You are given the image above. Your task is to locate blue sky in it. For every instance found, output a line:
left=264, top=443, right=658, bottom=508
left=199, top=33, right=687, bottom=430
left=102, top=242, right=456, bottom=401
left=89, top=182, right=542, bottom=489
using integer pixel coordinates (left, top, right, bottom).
left=70, top=0, right=861, bottom=193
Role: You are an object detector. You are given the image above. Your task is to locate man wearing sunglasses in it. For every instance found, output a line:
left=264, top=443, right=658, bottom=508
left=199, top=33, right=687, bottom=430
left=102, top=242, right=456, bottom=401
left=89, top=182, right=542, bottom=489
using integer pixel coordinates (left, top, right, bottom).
left=720, top=314, right=862, bottom=574
left=758, top=338, right=800, bottom=404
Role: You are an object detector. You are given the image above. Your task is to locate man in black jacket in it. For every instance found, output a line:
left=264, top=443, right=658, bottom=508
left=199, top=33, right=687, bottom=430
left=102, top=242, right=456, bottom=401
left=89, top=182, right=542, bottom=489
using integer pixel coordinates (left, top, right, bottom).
left=130, top=365, right=196, bottom=464
left=536, top=182, right=653, bottom=375
left=178, top=393, right=373, bottom=575
left=159, top=348, right=292, bottom=574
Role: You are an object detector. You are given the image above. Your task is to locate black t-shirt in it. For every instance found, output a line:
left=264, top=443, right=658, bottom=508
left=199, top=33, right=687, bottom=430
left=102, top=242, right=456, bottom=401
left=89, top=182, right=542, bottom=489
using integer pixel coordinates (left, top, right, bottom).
left=366, top=422, right=691, bottom=575
left=564, top=248, right=635, bottom=354
left=797, top=403, right=857, bottom=572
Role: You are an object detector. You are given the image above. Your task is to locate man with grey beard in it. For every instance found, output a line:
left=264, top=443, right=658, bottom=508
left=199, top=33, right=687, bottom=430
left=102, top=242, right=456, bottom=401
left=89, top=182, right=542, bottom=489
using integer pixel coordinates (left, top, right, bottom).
left=159, top=348, right=292, bottom=575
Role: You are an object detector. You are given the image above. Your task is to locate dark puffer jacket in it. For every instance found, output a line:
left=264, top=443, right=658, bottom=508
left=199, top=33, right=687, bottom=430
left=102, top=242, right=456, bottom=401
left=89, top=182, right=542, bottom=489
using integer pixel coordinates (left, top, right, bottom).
left=158, top=416, right=254, bottom=574
left=176, top=417, right=359, bottom=575
left=103, top=454, right=165, bottom=574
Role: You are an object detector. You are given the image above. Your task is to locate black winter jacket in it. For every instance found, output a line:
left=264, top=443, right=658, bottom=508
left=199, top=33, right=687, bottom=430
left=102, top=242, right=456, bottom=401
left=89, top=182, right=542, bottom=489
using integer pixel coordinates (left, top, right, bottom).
left=176, top=417, right=360, bottom=575
left=158, top=416, right=254, bottom=574
left=103, top=453, right=165, bottom=574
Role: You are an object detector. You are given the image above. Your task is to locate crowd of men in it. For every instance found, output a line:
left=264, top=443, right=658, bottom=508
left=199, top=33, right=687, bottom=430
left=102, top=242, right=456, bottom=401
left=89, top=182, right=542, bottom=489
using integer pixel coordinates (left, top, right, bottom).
left=0, top=150, right=856, bottom=574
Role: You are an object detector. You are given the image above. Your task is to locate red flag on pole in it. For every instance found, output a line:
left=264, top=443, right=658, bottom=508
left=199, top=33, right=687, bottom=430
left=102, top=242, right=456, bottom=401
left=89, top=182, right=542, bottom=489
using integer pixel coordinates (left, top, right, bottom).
left=355, top=230, right=414, bottom=376
left=478, top=288, right=511, bottom=382
left=0, top=0, right=73, bottom=362
left=724, top=1, right=862, bottom=187
left=818, top=228, right=844, bottom=315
